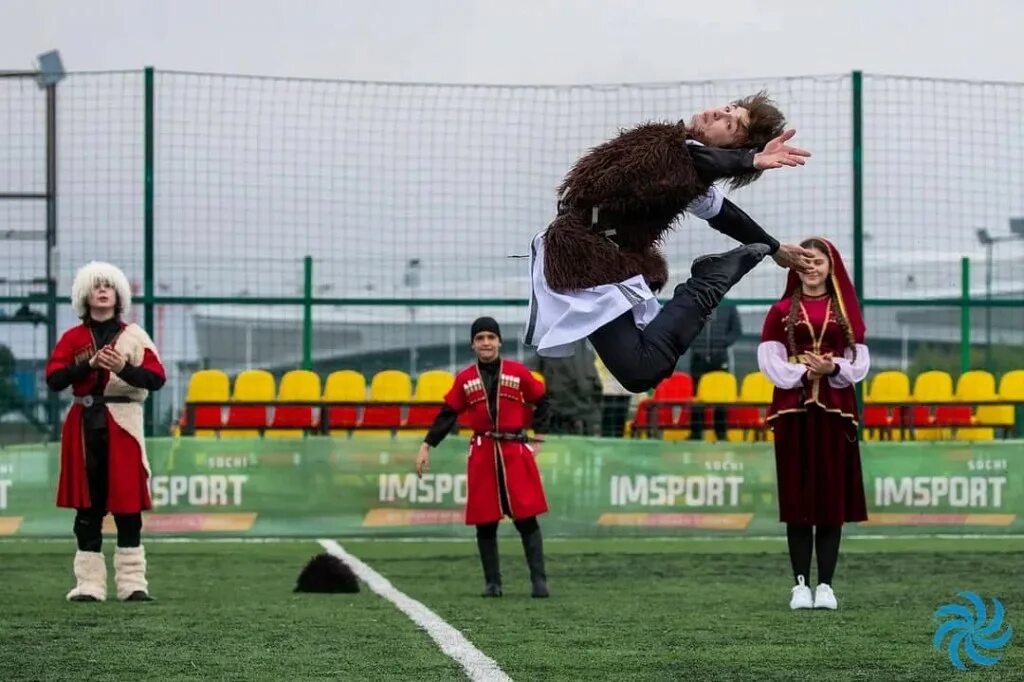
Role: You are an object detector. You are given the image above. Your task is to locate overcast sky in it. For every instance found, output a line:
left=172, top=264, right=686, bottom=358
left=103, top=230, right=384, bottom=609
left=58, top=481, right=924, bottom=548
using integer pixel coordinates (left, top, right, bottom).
left=4, top=0, right=1023, bottom=84
left=3, top=0, right=1023, bottom=373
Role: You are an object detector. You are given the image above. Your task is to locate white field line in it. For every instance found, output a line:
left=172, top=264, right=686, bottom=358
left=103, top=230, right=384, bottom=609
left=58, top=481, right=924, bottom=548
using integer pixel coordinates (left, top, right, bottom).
left=319, top=538, right=512, bottom=682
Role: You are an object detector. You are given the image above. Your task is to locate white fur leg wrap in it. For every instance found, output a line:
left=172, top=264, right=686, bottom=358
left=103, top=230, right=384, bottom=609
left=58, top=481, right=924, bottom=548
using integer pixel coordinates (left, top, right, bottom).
left=114, top=545, right=149, bottom=601
left=66, top=550, right=107, bottom=602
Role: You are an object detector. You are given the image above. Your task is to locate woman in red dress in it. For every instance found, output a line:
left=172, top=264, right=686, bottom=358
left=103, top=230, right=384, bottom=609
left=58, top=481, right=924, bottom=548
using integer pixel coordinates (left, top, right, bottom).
left=757, top=238, right=869, bottom=611
left=416, top=317, right=552, bottom=598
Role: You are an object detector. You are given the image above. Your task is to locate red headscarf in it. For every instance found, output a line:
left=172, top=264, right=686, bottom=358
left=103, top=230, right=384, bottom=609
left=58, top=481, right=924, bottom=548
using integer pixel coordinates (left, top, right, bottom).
left=780, top=237, right=865, bottom=343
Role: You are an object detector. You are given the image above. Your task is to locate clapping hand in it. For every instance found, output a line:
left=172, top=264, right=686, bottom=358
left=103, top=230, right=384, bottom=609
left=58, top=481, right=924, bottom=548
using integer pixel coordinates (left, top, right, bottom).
left=803, top=352, right=835, bottom=378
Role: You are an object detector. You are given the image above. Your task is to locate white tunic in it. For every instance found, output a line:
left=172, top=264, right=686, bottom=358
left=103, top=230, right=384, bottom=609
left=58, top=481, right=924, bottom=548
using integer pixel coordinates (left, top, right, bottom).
left=524, top=139, right=725, bottom=358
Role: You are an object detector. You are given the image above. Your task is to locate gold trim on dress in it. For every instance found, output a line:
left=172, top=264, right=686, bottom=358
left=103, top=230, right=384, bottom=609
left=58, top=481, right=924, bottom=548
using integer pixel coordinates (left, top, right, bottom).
left=777, top=297, right=859, bottom=426
left=766, top=400, right=859, bottom=427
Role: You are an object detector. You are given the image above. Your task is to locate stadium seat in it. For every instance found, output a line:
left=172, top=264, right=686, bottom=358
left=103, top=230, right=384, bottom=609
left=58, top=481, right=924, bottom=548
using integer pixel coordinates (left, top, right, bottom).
left=956, top=370, right=1004, bottom=441
left=695, top=371, right=739, bottom=442
left=182, top=369, right=230, bottom=437
left=999, top=370, right=1024, bottom=398
left=323, top=370, right=366, bottom=436
left=266, top=370, right=321, bottom=437
left=729, top=371, right=774, bottom=441
left=663, top=368, right=696, bottom=438
left=223, top=369, right=276, bottom=437
left=357, top=370, right=413, bottom=436
left=910, top=370, right=954, bottom=440
left=631, top=372, right=692, bottom=439
left=998, top=370, right=1024, bottom=438
left=863, top=370, right=911, bottom=440
left=406, top=370, right=455, bottom=431
left=660, top=372, right=694, bottom=440
left=931, top=372, right=975, bottom=434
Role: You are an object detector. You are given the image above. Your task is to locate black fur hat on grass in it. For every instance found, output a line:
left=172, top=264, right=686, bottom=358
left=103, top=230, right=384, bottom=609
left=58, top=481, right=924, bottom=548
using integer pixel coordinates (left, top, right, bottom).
left=294, top=553, right=360, bottom=593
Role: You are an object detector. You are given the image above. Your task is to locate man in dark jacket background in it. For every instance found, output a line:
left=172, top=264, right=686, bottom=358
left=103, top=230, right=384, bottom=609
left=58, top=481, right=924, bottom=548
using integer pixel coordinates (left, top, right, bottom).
left=688, top=304, right=741, bottom=441
left=531, top=339, right=603, bottom=436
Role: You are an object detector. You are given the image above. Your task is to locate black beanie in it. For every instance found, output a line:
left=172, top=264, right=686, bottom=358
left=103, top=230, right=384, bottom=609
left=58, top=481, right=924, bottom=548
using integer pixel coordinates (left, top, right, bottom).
left=470, top=316, right=501, bottom=342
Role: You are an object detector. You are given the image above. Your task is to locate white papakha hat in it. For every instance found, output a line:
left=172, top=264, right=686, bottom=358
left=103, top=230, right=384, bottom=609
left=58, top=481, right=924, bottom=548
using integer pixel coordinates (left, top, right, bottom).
left=71, top=261, right=132, bottom=318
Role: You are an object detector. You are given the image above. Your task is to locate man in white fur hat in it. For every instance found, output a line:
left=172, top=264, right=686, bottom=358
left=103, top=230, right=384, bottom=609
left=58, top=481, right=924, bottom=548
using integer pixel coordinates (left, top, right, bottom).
left=45, top=261, right=166, bottom=602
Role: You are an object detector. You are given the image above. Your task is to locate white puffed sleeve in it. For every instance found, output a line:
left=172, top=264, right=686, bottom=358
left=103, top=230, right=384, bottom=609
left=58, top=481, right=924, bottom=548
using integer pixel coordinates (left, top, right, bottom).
left=828, top=344, right=870, bottom=389
left=757, top=340, right=807, bottom=390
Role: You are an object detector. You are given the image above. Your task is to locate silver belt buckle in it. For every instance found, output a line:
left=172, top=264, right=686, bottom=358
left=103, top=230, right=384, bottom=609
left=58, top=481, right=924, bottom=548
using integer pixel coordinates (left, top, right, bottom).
left=81, top=395, right=94, bottom=407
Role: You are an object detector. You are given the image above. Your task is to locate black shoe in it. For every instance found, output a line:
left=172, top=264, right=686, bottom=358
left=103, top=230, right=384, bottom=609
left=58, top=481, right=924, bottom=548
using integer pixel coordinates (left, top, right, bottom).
left=124, top=591, right=155, bottom=602
left=683, top=243, right=771, bottom=317
left=690, top=243, right=771, bottom=284
left=68, top=594, right=100, bottom=602
left=482, top=582, right=503, bottom=598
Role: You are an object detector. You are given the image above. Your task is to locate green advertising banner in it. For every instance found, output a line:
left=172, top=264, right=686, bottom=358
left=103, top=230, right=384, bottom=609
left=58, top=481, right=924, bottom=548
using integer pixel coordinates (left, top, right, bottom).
left=0, top=437, right=1021, bottom=537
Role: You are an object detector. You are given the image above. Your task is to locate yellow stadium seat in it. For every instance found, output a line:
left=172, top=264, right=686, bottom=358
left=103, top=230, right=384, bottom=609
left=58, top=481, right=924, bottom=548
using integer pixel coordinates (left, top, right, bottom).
left=695, top=371, right=739, bottom=442
left=413, top=370, right=455, bottom=400
left=864, top=371, right=911, bottom=440
left=406, top=370, right=455, bottom=435
left=998, top=370, right=1024, bottom=438
left=323, top=370, right=367, bottom=437
left=956, top=370, right=996, bottom=395
left=183, top=369, right=230, bottom=437
left=999, top=370, right=1024, bottom=399
left=868, top=371, right=911, bottom=402
left=223, top=369, right=276, bottom=438
left=357, top=370, right=413, bottom=437
left=732, top=371, right=774, bottom=442
left=266, top=370, right=322, bottom=438
left=911, top=370, right=954, bottom=440
left=954, top=371, right=1001, bottom=441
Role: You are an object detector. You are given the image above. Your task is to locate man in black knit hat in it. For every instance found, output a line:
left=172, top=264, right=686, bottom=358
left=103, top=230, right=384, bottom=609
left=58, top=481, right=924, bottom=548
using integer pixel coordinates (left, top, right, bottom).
left=417, top=317, right=553, bottom=598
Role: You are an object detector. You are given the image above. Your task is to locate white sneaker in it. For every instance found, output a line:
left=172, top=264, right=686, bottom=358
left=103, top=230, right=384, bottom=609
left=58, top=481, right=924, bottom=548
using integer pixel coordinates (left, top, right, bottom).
left=814, top=583, right=838, bottom=610
left=789, top=575, right=813, bottom=610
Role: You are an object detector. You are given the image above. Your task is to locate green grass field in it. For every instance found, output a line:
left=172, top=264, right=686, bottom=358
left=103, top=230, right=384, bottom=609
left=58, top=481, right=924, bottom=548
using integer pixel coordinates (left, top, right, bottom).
left=1, top=537, right=1021, bottom=681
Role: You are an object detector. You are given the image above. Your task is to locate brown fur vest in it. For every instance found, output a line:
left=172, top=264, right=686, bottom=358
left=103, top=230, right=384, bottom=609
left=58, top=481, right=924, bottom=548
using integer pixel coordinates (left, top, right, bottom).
left=543, top=122, right=708, bottom=293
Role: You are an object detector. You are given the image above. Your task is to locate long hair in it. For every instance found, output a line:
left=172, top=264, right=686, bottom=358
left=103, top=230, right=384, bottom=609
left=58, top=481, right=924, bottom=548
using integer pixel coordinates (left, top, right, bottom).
left=784, top=238, right=857, bottom=360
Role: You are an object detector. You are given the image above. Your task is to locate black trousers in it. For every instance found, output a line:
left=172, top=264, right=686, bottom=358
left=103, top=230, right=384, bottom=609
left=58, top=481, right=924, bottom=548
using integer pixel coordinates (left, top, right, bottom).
left=588, top=282, right=708, bottom=394
left=475, top=516, right=540, bottom=539
left=73, top=427, right=142, bottom=552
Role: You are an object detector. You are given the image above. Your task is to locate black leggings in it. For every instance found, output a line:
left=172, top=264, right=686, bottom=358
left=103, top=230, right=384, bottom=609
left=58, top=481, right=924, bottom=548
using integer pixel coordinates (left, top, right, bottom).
left=74, top=510, right=142, bottom=551
left=588, top=281, right=708, bottom=394
left=73, top=427, right=142, bottom=551
left=476, top=516, right=540, bottom=539
left=786, top=524, right=842, bottom=585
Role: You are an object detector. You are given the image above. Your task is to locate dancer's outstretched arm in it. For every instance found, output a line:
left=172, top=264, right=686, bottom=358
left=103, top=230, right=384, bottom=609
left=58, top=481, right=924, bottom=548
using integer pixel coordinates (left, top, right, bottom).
left=687, top=131, right=815, bottom=274
left=688, top=129, right=809, bottom=183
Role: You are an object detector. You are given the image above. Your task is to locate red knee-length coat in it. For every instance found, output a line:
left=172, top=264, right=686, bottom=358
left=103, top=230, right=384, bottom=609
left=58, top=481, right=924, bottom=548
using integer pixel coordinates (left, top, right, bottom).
left=45, top=322, right=165, bottom=513
left=444, top=361, right=549, bottom=525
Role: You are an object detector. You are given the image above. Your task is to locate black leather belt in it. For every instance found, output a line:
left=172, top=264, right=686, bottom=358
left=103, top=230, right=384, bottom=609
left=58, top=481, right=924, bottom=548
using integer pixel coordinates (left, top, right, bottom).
left=476, top=431, right=529, bottom=442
